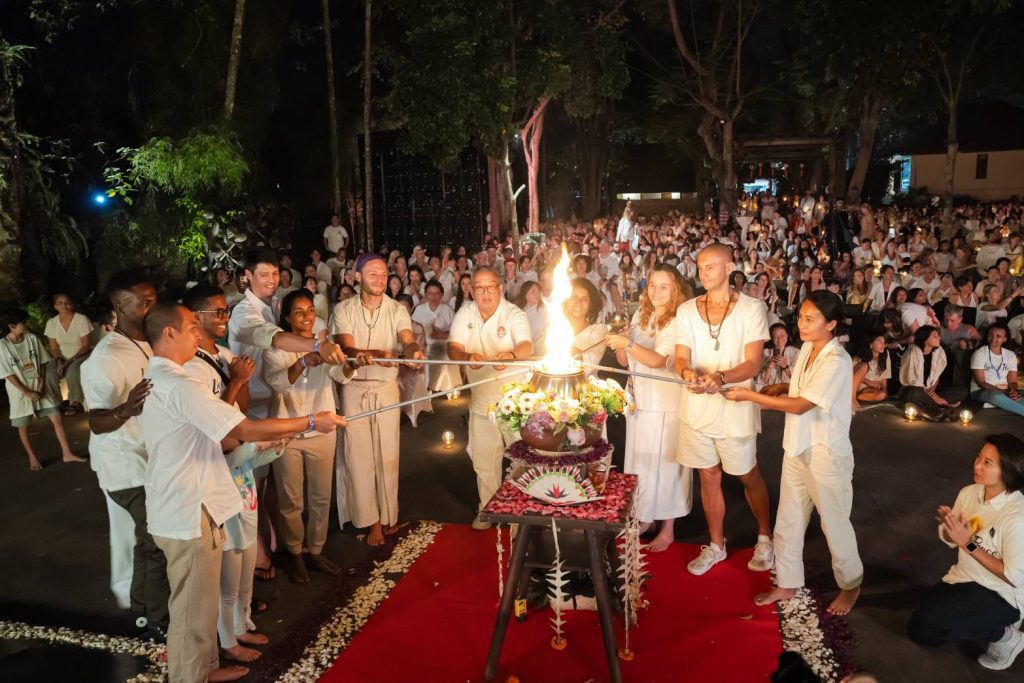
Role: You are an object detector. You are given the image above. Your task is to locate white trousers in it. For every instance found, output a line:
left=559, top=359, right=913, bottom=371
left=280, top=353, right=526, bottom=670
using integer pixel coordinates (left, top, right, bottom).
left=467, top=411, right=507, bottom=510
left=624, top=410, right=692, bottom=522
left=103, top=489, right=135, bottom=610
left=774, top=445, right=864, bottom=590
left=218, top=543, right=256, bottom=649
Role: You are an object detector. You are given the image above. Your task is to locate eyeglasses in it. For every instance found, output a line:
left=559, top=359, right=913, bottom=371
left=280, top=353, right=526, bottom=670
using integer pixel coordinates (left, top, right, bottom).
left=473, top=285, right=501, bottom=295
left=196, top=308, right=230, bottom=319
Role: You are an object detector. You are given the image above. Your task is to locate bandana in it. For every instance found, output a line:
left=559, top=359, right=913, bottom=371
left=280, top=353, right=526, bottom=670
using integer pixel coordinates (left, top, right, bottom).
left=355, top=253, right=386, bottom=272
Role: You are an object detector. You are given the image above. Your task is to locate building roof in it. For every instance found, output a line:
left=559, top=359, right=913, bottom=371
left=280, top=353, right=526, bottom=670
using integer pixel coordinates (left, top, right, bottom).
left=895, top=101, right=1024, bottom=155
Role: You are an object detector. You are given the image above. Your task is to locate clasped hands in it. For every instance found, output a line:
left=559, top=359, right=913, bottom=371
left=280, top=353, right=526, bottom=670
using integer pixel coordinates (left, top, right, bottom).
left=936, top=504, right=974, bottom=548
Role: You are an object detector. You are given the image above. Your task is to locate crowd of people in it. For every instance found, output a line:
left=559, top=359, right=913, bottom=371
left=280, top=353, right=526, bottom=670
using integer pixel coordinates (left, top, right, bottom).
left=4, top=197, right=1024, bottom=680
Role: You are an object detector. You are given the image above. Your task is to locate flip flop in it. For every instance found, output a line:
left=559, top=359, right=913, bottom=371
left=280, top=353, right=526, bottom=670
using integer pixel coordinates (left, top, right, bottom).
left=254, top=566, right=276, bottom=581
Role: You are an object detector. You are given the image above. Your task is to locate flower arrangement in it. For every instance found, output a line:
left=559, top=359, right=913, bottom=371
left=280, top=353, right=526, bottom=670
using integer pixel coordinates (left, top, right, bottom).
left=488, top=377, right=633, bottom=449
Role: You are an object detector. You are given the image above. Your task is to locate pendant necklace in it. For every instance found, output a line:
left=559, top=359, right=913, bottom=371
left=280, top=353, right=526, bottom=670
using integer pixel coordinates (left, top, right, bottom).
left=702, top=293, right=736, bottom=351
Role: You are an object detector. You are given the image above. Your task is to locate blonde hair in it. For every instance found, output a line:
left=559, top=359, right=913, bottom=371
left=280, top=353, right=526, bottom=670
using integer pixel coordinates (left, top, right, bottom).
left=638, top=265, right=691, bottom=332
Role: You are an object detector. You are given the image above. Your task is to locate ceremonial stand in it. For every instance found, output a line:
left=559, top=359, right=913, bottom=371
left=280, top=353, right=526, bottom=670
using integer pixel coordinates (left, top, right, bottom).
left=479, top=473, right=638, bottom=683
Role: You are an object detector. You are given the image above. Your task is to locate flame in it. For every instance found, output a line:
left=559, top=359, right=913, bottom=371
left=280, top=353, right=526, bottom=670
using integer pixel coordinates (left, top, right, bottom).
left=539, top=243, right=581, bottom=375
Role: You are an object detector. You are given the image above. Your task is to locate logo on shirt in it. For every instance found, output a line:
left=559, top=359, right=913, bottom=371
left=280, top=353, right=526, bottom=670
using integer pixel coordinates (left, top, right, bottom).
left=497, top=326, right=507, bottom=338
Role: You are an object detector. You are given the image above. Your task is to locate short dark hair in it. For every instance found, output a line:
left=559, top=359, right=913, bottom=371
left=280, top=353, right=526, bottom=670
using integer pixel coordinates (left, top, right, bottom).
left=1, top=307, right=28, bottom=331
left=278, top=289, right=314, bottom=332
left=985, top=434, right=1024, bottom=492
left=424, top=278, right=443, bottom=295
left=182, top=283, right=224, bottom=312
left=106, top=268, right=153, bottom=303
left=245, top=247, right=279, bottom=274
left=913, top=324, right=938, bottom=350
left=143, top=302, right=185, bottom=346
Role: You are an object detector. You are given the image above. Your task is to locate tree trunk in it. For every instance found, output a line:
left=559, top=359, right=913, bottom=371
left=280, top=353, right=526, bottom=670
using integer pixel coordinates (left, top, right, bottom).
left=942, top=101, right=958, bottom=230
left=575, top=114, right=610, bottom=220
left=719, top=118, right=738, bottom=213
left=486, top=143, right=515, bottom=241
left=322, top=0, right=342, bottom=216
left=222, top=0, right=246, bottom=121
left=521, top=97, right=550, bottom=236
left=362, top=0, right=374, bottom=251
left=845, top=92, right=882, bottom=206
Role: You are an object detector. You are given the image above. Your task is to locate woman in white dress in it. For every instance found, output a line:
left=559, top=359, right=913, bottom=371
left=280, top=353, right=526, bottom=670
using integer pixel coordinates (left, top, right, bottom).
left=411, top=280, right=461, bottom=392
left=606, top=265, right=693, bottom=551
left=517, top=280, right=548, bottom=357
left=44, top=293, right=93, bottom=413
left=566, top=278, right=607, bottom=369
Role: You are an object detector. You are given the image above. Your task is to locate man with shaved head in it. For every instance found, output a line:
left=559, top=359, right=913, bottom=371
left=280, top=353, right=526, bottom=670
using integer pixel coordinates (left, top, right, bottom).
left=674, top=243, right=774, bottom=576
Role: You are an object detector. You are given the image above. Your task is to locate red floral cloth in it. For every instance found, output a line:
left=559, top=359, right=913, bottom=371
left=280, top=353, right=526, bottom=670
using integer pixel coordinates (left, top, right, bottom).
left=482, top=472, right=637, bottom=524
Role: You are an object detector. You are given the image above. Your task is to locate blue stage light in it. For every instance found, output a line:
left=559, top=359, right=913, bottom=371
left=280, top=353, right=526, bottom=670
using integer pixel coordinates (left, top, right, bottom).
left=93, top=193, right=108, bottom=205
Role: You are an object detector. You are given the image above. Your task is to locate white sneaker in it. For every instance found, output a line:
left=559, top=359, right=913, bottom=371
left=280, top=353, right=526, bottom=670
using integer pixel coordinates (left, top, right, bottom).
left=747, top=535, right=775, bottom=572
left=687, top=543, right=727, bottom=576
left=979, top=627, right=1024, bottom=670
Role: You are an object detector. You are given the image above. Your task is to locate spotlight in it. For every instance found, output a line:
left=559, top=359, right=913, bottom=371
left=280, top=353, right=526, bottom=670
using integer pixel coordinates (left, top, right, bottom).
left=93, top=192, right=108, bottom=205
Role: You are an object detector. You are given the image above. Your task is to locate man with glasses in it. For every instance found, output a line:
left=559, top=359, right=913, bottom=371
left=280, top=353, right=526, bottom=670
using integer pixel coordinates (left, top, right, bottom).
left=332, top=253, right=425, bottom=546
left=183, top=284, right=254, bottom=409
left=448, top=267, right=533, bottom=530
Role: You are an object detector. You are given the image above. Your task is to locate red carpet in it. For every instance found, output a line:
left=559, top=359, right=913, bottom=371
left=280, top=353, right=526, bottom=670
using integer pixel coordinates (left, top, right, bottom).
left=321, top=525, right=783, bottom=683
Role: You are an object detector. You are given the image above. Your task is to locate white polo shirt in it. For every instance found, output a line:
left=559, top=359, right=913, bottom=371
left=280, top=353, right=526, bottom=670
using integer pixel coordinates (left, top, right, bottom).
left=941, top=484, right=1024, bottom=612
left=81, top=332, right=151, bottom=492
left=783, top=339, right=853, bottom=459
left=141, top=356, right=245, bottom=540
left=675, top=293, right=769, bottom=439
left=449, top=299, right=532, bottom=412
left=228, top=288, right=281, bottom=418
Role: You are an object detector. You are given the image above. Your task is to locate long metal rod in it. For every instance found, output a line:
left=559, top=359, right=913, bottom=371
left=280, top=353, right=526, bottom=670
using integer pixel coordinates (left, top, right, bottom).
left=583, top=362, right=697, bottom=387
left=343, top=356, right=538, bottom=368
left=342, top=367, right=532, bottom=421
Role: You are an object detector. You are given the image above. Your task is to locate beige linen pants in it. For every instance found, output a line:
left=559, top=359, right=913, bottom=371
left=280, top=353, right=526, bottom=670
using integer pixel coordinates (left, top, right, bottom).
left=773, top=445, right=864, bottom=590
left=467, top=411, right=508, bottom=510
left=154, top=507, right=225, bottom=683
left=272, top=431, right=337, bottom=554
left=342, top=380, right=401, bottom=528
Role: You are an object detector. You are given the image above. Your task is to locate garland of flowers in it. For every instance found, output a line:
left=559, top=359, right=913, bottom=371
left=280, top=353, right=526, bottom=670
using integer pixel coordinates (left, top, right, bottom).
left=0, top=620, right=166, bottom=682
left=547, top=518, right=569, bottom=650
left=496, top=523, right=506, bottom=598
left=276, top=521, right=442, bottom=683
left=616, top=495, right=646, bottom=661
left=774, top=585, right=844, bottom=682
left=506, top=438, right=614, bottom=466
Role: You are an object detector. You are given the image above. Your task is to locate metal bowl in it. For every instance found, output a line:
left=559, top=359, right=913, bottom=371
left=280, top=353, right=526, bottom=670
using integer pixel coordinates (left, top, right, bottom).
left=531, top=367, right=587, bottom=400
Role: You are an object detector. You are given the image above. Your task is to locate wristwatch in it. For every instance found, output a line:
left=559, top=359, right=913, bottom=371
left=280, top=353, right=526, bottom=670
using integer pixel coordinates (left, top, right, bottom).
left=965, top=541, right=979, bottom=554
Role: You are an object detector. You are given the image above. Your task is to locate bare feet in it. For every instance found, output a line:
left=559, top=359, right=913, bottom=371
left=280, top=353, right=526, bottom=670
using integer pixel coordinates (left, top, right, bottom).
left=236, top=631, right=269, bottom=646
left=208, top=665, right=249, bottom=682
left=28, top=457, right=43, bottom=471
left=222, top=644, right=261, bottom=663
left=62, top=452, right=86, bottom=463
left=827, top=587, right=860, bottom=616
left=366, top=523, right=385, bottom=546
left=645, top=522, right=675, bottom=552
left=754, top=587, right=797, bottom=606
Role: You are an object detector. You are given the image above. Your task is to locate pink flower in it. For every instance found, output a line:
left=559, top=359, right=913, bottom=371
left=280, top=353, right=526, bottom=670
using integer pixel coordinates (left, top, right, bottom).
left=567, top=427, right=586, bottom=446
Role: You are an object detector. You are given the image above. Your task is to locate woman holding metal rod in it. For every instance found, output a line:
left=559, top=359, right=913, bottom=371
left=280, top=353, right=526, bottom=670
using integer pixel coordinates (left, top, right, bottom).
left=606, top=264, right=694, bottom=552
left=722, top=290, right=863, bottom=616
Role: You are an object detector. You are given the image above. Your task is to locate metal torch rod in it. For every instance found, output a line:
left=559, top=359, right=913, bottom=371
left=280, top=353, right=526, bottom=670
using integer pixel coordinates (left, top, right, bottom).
left=342, top=356, right=539, bottom=368
left=342, top=366, right=533, bottom=422
left=582, top=362, right=697, bottom=387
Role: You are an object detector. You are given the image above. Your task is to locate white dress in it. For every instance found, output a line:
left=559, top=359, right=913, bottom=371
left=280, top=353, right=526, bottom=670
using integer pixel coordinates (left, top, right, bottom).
left=623, top=314, right=693, bottom=521
left=411, top=301, right=461, bottom=392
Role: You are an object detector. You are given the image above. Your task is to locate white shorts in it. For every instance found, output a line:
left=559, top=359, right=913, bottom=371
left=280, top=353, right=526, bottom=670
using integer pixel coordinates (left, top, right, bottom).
left=676, top=422, right=757, bottom=476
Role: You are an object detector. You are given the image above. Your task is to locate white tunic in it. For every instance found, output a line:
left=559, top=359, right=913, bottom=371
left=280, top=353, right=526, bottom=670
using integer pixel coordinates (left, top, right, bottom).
left=783, top=339, right=853, bottom=459
left=44, top=313, right=92, bottom=359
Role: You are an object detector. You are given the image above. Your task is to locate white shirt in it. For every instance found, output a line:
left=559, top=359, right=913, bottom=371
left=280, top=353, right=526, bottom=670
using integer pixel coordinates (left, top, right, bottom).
left=228, top=288, right=280, bottom=418
left=44, top=313, right=92, bottom=359
left=900, top=302, right=932, bottom=330
left=141, top=357, right=245, bottom=540
left=323, top=225, right=349, bottom=254
left=970, top=346, right=1017, bottom=392
left=524, top=303, right=548, bottom=355
left=940, top=485, right=1024, bottom=613
left=449, top=299, right=532, bottom=412
left=264, top=348, right=352, bottom=425
left=628, top=313, right=679, bottom=410
left=313, top=261, right=333, bottom=286
left=783, top=339, right=853, bottom=459
left=674, top=293, right=769, bottom=438
left=184, top=345, right=235, bottom=399
left=412, top=301, right=455, bottom=344
left=81, top=332, right=151, bottom=491
left=330, top=296, right=411, bottom=382
left=599, top=253, right=620, bottom=279
left=868, top=280, right=897, bottom=312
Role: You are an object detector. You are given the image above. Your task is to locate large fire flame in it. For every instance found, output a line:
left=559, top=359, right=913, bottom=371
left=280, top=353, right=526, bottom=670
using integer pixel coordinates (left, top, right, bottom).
left=538, top=243, right=581, bottom=375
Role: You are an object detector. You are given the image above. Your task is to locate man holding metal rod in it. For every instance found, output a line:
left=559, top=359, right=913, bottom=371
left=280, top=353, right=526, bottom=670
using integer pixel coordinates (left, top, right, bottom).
left=448, top=267, right=534, bottom=530
left=331, top=254, right=426, bottom=547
